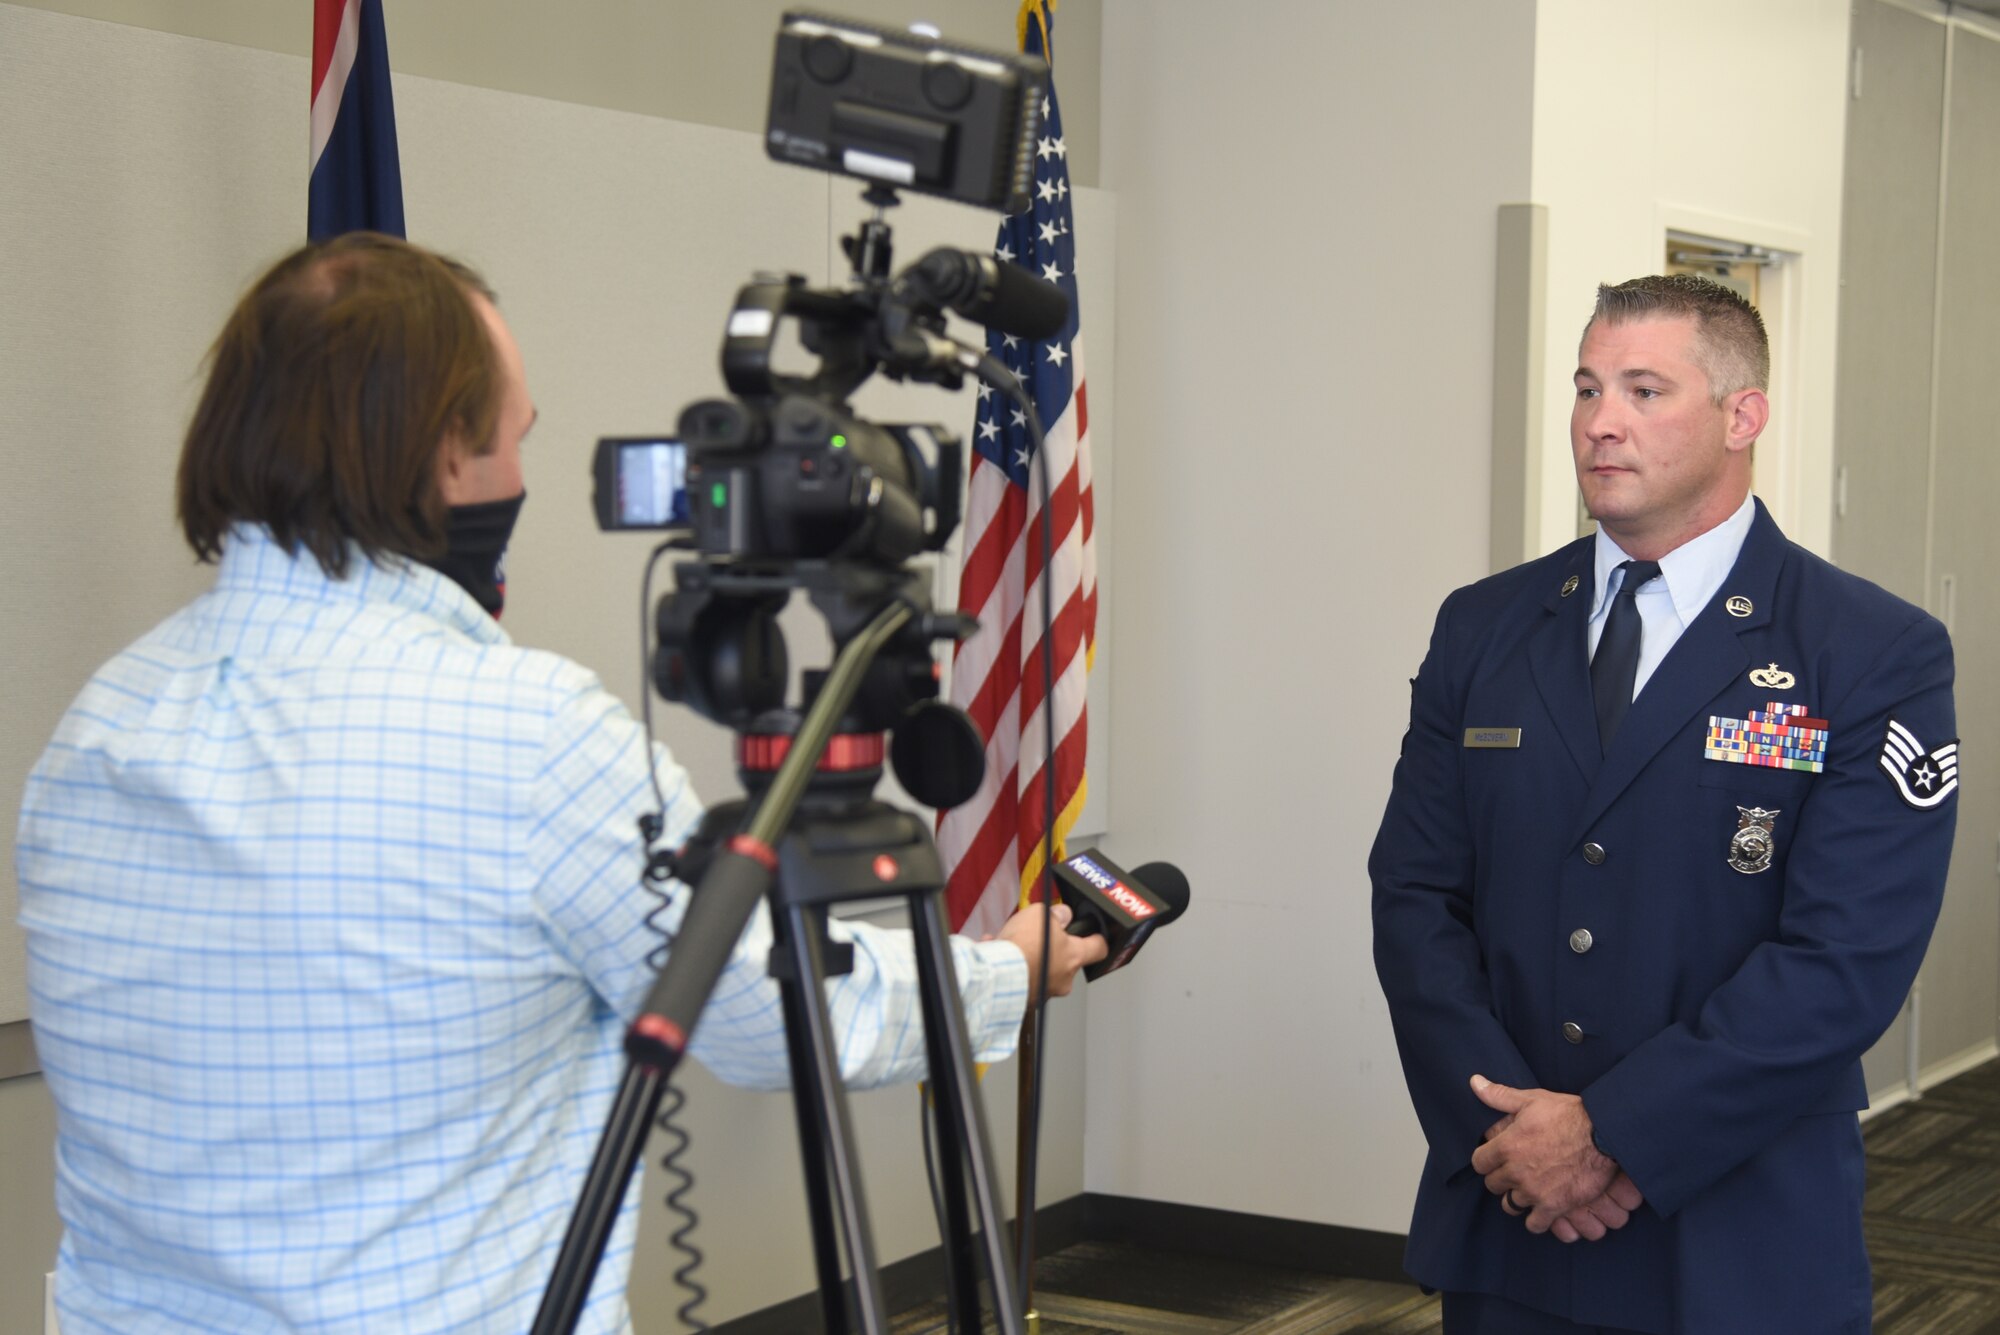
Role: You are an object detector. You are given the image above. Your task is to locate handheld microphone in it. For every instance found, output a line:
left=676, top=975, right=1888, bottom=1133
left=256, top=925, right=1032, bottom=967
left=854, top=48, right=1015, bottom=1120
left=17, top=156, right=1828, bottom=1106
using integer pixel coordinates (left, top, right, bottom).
left=902, top=247, right=1071, bottom=342
left=1050, top=850, right=1190, bottom=981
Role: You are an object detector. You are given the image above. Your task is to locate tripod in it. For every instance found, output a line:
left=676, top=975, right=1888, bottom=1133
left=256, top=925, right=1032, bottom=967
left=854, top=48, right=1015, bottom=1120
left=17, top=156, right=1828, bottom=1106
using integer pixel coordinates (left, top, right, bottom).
left=532, top=588, right=1026, bottom=1335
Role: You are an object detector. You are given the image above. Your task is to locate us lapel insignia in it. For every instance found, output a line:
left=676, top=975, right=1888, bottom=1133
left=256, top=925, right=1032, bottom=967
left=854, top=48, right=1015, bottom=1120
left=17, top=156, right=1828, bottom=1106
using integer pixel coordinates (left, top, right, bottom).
left=1880, top=718, right=1959, bottom=809
left=1729, top=806, right=1780, bottom=874
left=1748, top=662, right=1796, bottom=689
left=1561, top=575, right=1580, bottom=598
left=1725, top=595, right=1754, bottom=618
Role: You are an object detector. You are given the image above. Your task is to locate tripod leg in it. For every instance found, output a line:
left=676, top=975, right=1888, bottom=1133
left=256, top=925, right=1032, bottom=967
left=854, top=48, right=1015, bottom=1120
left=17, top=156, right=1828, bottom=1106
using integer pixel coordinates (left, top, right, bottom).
left=922, top=1061, right=981, bottom=1332
left=779, top=902, right=892, bottom=1332
left=908, top=893, right=1025, bottom=1335
left=778, top=953, right=855, bottom=1335
left=530, top=1065, right=666, bottom=1335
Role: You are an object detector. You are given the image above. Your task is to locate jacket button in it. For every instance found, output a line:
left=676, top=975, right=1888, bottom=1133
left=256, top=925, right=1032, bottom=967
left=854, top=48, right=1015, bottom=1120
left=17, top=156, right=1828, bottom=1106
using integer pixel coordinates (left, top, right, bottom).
left=1570, top=928, right=1594, bottom=954
left=1562, top=1021, right=1585, bottom=1044
left=1582, top=842, right=1607, bottom=865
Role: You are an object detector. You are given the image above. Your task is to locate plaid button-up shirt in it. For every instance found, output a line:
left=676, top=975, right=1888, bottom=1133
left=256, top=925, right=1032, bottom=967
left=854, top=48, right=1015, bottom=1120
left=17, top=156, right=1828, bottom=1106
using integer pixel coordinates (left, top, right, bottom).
left=18, top=529, right=1027, bottom=1333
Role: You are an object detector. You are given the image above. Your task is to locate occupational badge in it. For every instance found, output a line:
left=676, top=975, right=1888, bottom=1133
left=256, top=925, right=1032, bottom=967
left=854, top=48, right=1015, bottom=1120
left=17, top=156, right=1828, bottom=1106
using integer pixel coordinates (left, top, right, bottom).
left=1880, top=718, right=1959, bottom=810
left=1747, top=662, right=1796, bottom=689
left=1729, top=806, right=1780, bottom=874
left=1725, top=596, right=1754, bottom=618
left=1561, top=575, right=1580, bottom=598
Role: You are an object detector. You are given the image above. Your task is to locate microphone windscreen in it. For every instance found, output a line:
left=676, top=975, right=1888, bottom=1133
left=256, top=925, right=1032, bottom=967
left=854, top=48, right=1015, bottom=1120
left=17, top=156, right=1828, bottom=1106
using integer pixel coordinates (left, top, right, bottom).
left=890, top=701, right=986, bottom=810
left=980, top=258, right=1071, bottom=341
left=1130, top=862, right=1190, bottom=924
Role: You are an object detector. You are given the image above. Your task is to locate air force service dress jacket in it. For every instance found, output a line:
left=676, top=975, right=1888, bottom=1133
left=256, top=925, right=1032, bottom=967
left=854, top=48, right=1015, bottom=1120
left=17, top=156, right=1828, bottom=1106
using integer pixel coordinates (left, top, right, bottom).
left=1370, top=500, right=1958, bottom=1334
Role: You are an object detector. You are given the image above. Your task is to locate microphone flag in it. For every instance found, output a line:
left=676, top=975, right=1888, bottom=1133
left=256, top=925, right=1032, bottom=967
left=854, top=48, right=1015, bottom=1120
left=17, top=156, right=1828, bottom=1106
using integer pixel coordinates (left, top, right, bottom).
left=309, top=0, right=406, bottom=241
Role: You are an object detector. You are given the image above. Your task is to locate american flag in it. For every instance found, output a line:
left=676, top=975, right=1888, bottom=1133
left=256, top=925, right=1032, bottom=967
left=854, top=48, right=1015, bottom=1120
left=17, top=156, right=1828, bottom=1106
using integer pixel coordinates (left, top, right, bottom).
left=309, top=0, right=405, bottom=240
left=938, top=1, right=1097, bottom=937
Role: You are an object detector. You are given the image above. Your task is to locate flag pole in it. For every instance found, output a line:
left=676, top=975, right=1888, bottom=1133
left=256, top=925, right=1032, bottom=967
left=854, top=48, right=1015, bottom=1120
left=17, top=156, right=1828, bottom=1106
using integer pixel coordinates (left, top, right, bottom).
left=1011, top=7, right=1056, bottom=1330
left=1013, top=965, right=1042, bottom=1330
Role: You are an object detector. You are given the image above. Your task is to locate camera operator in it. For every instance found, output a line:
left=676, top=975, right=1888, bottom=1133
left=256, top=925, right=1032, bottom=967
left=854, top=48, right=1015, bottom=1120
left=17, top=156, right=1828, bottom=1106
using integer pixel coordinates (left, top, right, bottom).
left=17, top=231, right=1106, bottom=1335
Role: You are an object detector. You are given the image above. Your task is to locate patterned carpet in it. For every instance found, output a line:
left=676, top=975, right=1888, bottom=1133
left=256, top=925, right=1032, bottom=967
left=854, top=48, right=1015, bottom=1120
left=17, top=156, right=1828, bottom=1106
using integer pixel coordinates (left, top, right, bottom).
left=1865, top=1059, right=2000, bottom=1333
left=888, top=1060, right=2000, bottom=1333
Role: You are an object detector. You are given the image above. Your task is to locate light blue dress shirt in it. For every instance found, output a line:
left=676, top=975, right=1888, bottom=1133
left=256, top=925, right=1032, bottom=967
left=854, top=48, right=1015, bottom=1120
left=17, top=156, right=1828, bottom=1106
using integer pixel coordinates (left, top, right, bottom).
left=17, top=529, right=1028, bottom=1334
left=1586, top=492, right=1758, bottom=699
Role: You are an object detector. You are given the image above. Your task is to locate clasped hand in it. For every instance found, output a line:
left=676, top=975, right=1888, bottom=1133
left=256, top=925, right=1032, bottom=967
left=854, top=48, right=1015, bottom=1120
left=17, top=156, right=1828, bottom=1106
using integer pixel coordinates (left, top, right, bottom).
left=1468, top=1074, right=1643, bottom=1243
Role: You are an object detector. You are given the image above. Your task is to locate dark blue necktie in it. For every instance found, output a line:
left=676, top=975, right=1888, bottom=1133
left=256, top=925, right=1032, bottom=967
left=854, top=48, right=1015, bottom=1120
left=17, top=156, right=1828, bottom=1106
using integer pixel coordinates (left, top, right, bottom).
left=1591, top=559, right=1661, bottom=750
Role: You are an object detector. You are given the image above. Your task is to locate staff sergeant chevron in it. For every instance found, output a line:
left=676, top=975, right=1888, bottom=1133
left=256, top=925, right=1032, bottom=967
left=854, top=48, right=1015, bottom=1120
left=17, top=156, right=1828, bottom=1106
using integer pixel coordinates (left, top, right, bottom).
left=1880, top=717, right=1959, bottom=811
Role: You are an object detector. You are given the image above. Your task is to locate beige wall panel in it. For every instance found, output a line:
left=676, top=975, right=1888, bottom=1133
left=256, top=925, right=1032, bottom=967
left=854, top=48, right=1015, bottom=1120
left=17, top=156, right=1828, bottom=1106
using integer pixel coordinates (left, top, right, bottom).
left=0, top=1075, right=61, bottom=1335
left=1832, top=0, right=1944, bottom=609
left=1920, top=20, right=2000, bottom=1087
left=1091, top=0, right=1537, bottom=1233
left=1836, top=0, right=1947, bottom=1103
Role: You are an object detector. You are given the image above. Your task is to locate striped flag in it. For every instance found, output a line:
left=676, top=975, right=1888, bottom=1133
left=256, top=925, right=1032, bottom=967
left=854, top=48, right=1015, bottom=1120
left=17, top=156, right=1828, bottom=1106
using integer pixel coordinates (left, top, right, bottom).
left=938, top=0, right=1097, bottom=937
left=309, top=0, right=405, bottom=240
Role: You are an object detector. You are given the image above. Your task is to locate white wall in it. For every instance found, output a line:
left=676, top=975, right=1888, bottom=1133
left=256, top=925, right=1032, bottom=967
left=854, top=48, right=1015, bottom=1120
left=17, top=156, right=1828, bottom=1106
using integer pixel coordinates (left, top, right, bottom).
left=1525, top=0, right=1852, bottom=559
left=1089, top=1, right=1538, bottom=1234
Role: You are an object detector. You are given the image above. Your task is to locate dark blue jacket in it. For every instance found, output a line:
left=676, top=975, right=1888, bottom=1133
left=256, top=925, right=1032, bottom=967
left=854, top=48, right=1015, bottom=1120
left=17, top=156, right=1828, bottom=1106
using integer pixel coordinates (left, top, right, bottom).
left=1371, top=501, right=1957, bottom=1333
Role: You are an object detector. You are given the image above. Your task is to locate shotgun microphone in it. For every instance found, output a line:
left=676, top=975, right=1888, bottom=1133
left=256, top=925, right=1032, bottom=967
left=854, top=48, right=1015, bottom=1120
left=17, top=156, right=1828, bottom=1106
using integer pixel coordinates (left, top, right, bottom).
left=900, top=247, right=1071, bottom=341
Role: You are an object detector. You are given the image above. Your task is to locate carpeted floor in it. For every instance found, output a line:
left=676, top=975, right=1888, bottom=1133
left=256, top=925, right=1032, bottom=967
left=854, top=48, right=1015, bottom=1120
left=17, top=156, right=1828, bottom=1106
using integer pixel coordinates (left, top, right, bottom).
left=1864, top=1058, right=2000, bottom=1333
left=889, top=1059, right=2000, bottom=1333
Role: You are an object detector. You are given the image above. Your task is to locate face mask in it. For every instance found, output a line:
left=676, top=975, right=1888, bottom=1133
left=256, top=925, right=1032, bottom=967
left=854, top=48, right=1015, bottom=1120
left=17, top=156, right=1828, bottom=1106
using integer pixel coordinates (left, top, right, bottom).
left=423, top=491, right=525, bottom=619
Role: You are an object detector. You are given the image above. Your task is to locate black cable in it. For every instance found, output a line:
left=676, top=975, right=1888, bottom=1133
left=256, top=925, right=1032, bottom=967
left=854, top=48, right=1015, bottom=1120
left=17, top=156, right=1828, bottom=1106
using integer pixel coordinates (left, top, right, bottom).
left=638, top=540, right=676, bottom=830
left=655, top=1083, right=709, bottom=1332
left=638, top=540, right=680, bottom=968
left=635, top=540, right=706, bottom=1325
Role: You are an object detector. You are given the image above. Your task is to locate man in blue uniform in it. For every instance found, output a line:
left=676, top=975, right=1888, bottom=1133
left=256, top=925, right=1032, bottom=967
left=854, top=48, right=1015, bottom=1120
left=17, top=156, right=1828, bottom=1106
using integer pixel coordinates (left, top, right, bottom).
left=1371, top=274, right=1958, bottom=1333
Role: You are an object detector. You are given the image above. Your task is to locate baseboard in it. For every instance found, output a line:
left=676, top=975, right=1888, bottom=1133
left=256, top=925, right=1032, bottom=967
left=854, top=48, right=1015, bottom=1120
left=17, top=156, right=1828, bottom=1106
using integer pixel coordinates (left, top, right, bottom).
left=705, top=1193, right=1405, bottom=1333
left=1863, top=1037, right=2000, bottom=1121
left=706, top=1195, right=1092, bottom=1335
left=1078, top=1193, right=1408, bottom=1283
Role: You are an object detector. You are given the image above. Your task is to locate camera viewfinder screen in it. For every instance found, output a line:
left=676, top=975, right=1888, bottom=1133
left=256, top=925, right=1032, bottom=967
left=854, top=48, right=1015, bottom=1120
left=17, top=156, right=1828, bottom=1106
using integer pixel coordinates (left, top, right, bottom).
left=619, top=440, right=689, bottom=527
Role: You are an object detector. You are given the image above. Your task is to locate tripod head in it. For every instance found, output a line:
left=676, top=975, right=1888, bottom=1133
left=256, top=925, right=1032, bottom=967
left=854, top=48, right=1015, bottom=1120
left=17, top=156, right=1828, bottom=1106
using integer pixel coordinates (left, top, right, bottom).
left=652, top=558, right=986, bottom=812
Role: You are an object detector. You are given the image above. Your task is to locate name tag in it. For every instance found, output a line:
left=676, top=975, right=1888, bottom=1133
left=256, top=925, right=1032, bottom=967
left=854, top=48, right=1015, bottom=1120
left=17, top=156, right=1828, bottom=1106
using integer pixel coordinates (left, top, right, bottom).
left=1463, top=727, right=1522, bottom=749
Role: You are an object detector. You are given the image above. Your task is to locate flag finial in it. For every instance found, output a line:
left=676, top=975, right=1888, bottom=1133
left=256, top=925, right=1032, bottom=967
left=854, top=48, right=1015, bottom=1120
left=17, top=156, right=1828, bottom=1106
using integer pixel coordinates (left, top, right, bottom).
left=1016, top=0, right=1056, bottom=62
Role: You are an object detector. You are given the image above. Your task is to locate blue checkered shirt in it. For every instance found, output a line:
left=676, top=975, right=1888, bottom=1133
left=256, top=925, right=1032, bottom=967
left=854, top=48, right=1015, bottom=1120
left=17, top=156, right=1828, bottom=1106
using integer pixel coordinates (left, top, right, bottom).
left=17, top=529, right=1028, bottom=1334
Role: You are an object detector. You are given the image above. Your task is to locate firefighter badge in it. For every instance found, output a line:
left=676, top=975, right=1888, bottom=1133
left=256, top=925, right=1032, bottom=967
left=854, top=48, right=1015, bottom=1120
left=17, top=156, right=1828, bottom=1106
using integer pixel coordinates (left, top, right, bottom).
left=1729, top=806, right=1780, bottom=875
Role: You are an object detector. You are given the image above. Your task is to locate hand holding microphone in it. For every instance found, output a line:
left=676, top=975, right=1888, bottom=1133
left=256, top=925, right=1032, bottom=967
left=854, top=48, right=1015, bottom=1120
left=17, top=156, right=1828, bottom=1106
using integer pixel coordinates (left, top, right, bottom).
left=1050, top=851, right=1190, bottom=982
left=987, top=849, right=1189, bottom=1000
left=994, top=901, right=1108, bottom=1001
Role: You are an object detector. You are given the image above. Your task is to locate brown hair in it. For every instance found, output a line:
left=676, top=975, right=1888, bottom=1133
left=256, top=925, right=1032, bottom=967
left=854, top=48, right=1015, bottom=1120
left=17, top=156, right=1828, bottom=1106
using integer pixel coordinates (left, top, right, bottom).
left=176, top=232, right=500, bottom=578
left=1584, top=274, right=1770, bottom=404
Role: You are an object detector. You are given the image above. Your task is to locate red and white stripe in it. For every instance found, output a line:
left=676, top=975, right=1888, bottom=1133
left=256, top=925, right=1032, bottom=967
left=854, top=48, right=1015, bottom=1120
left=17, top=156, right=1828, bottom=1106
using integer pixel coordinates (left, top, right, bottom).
left=939, top=344, right=1098, bottom=938
left=309, top=0, right=362, bottom=174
